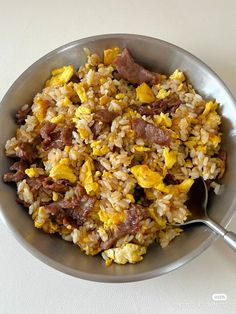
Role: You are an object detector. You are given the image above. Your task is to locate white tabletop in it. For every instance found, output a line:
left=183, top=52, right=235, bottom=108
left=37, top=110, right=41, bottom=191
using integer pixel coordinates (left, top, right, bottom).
left=0, top=1, right=236, bottom=313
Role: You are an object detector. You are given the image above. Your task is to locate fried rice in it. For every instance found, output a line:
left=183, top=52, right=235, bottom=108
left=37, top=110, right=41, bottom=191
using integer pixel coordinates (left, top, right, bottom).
left=3, top=47, right=226, bottom=266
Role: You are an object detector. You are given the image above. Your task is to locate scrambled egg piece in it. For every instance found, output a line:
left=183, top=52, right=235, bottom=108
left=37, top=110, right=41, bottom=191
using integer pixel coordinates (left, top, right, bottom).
left=25, top=168, right=44, bottom=178
left=75, top=83, right=88, bottom=103
left=52, top=192, right=59, bottom=201
left=62, top=96, right=72, bottom=107
left=123, top=108, right=137, bottom=118
left=34, top=206, right=48, bottom=229
left=163, top=148, right=177, bottom=169
left=79, top=158, right=99, bottom=195
left=98, top=209, right=125, bottom=227
left=99, top=95, right=112, bottom=105
left=169, top=69, right=185, bottom=82
left=49, top=158, right=77, bottom=183
left=34, top=97, right=50, bottom=123
left=115, top=93, right=125, bottom=100
left=46, top=65, right=74, bottom=87
left=64, top=145, right=71, bottom=153
left=104, top=47, right=119, bottom=65
left=91, top=140, right=109, bottom=156
left=209, top=133, right=221, bottom=148
left=102, top=243, right=146, bottom=265
left=145, top=189, right=156, bottom=200
left=131, top=165, right=163, bottom=188
left=73, top=119, right=92, bottom=140
left=136, top=83, right=155, bottom=103
left=133, top=145, right=151, bottom=152
left=50, top=114, right=65, bottom=124
left=75, top=105, right=91, bottom=117
left=199, top=101, right=218, bottom=119
left=148, top=206, right=166, bottom=228
left=154, top=112, right=172, bottom=127
left=157, top=178, right=194, bottom=194
left=156, top=88, right=171, bottom=100
left=126, top=194, right=135, bottom=203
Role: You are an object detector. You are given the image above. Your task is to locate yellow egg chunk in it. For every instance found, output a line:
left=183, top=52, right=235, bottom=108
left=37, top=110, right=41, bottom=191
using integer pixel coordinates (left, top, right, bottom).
left=184, top=139, right=196, bottom=149
left=163, top=148, right=177, bottom=169
left=200, top=101, right=218, bottom=119
left=52, top=192, right=59, bottom=201
left=154, top=112, right=172, bottom=127
left=64, top=145, right=71, bottom=153
left=131, top=165, right=163, bottom=188
left=98, top=210, right=125, bottom=227
left=49, top=163, right=77, bottom=183
left=178, top=178, right=194, bottom=192
left=156, top=88, right=171, bottom=100
left=91, top=141, right=109, bottom=156
left=34, top=97, right=50, bottom=123
left=99, top=95, right=112, bottom=105
left=133, top=145, right=151, bottom=152
left=34, top=207, right=48, bottom=229
left=115, top=93, right=125, bottom=100
left=79, top=159, right=98, bottom=195
left=62, top=96, right=72, bottom=107
left=25, top=168, right=44, bottom=178
left=75, top=105, right=91, bottom=117
left=145, top=189, right=156, bottom=200
left=126, top=194, right=135, bottom=203
left=46, top=65, right=74, bottom=87
left=148, top=207, right=166, bottom=228
left=104, top=47, right=120, bottom=65
left=156, top=178, right=194, bottom=194
left=169, top=69, right=185, bottom=82
left=136, top=83, right=155, bottom=103
left=50, top=114, right=65, bottom=124
left=209, top=134, right=221, bottom=147
left=74, top=83, right=88, bottom=103
left=102, top=244, right=147, bottom=265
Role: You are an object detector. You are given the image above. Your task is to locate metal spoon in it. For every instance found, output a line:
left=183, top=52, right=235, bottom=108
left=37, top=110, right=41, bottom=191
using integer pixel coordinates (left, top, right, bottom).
left=175, top=178, right=236, bottom=251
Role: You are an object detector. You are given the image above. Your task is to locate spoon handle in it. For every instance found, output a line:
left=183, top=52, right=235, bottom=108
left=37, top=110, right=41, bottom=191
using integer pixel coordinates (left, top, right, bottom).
left=223, top=232, right=236, bottom=251
left=204, top=218, right=236, bottom=252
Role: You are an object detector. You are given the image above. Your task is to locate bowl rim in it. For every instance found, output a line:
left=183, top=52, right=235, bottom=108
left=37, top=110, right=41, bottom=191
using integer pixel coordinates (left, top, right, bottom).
left=1, top=33, right=236, bottom=283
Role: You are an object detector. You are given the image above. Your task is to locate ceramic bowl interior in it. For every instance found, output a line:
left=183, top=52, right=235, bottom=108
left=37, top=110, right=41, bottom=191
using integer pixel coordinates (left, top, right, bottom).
left=0, top=34, right=236, bottom=282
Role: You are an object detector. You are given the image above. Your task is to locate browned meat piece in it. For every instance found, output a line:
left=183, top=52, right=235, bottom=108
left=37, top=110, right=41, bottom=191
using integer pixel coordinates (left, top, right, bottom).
left=101, top=204, right=149, bottom=250
left=45, top=185, right=96, bottom=226
left=40, top=121, right=75, bottom=150
left=91, top=110, right=118, bottom=139
left=218, top=150, right=227, bottom=161
left=137, top=95, right=182, bottom=116
left=133, top=186, right=150, bottom=207
left=70, top=74, right=80, bottom=83
left=58, top=124, right=75, bottom=147
left=42, top=177, right=71, bottom=193
left=94, top=109, right=118, bottom=123
left=94, top=160, right=106, bottom=173
left=131, top=118, right=171, bottom=146
left=16, top=142, right=38, bottom=162
left=40, top=121, right=56, bottom=142
left=3, top=160, right=28, bottom=183
left=113, top=48, right=161, bottom=85
left=26, top=175, right=47, bottom=193
left=163, top=173, right=180, bottom=185
left=16, top=197, right=30, bottom=208
left=91, top=121, right=104, bottom=139
left=15, top=105, right=32, bottom=125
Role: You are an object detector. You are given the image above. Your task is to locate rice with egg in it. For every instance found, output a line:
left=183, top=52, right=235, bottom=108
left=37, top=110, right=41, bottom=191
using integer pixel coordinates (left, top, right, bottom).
left=3, top=47, right=225, bottom=265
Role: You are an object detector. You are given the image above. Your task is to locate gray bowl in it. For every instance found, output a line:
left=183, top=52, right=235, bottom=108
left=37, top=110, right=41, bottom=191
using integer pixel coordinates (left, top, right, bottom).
left=0, top=34, right=236, bottom=282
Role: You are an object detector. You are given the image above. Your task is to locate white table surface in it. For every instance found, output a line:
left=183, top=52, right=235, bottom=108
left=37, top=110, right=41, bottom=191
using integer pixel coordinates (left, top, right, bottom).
left=0, top=0, right=236, bottom=313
